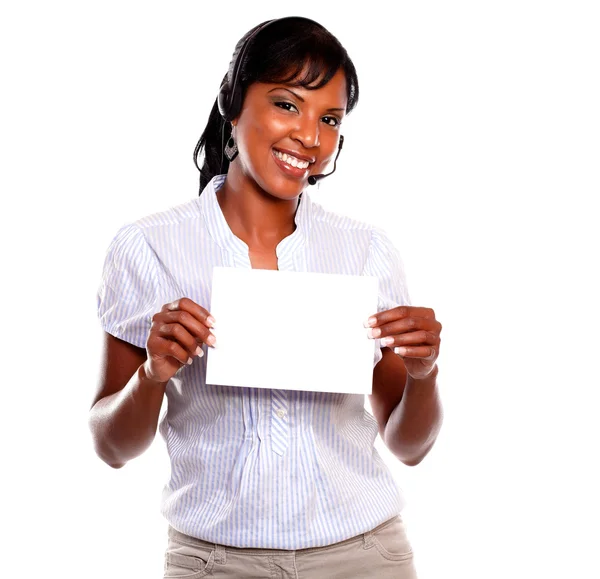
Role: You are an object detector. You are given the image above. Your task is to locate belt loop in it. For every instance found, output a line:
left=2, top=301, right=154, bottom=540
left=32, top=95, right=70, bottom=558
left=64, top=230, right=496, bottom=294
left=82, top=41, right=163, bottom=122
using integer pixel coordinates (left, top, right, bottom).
left=214, top=544, right=226, bottom=565
left=363, top=529, right=375, bottom=550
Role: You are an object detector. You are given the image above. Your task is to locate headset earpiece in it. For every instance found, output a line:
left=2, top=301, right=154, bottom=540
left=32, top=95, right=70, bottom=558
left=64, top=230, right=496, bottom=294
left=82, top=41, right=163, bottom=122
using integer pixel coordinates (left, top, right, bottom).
left=217, top=80, right=231, bottom=120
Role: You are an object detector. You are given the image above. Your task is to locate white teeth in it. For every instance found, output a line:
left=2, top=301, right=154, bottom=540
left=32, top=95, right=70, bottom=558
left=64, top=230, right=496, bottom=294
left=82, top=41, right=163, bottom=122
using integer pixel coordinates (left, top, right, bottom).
left=275, top=150, right=309, bottom=169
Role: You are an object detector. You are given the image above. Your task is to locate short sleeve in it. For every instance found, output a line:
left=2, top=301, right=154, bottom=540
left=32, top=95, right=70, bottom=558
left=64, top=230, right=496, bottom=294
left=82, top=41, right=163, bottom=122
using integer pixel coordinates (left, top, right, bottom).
left=97, top=223, right=160, bottom=348
left=363, top=227, right=411, bottom=367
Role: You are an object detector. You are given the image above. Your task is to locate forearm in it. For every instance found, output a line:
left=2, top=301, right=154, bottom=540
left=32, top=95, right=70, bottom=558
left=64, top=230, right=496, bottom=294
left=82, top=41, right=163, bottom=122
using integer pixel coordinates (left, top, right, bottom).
left=383, top=364, right=443, bottom=466
left=88, top=364, right=167, bottom=468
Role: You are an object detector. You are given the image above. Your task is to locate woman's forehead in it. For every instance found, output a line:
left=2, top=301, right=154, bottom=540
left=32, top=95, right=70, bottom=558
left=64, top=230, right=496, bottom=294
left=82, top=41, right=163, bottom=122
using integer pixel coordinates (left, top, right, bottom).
left=253, top=69, right=348, bottom=105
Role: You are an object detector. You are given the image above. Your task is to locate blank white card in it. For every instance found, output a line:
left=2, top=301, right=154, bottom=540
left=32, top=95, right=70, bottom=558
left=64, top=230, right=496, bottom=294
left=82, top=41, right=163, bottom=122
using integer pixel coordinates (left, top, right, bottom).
left=205, top=267, right=379, bottom=394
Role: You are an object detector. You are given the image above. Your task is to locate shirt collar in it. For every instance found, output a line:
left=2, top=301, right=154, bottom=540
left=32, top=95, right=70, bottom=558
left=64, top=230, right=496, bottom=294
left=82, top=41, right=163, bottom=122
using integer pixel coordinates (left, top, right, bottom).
left=200, top=174, right=312, bottom=258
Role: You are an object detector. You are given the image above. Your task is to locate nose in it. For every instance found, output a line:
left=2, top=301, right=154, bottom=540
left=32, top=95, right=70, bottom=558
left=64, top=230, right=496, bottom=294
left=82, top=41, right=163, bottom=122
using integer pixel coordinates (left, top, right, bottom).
left=290, top=115, right=320, bottom=149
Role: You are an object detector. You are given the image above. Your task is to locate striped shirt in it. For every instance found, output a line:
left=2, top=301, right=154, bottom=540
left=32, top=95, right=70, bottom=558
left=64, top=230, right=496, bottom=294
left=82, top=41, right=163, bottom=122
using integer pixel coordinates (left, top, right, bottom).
left=97, top=174, right=411, bottom=549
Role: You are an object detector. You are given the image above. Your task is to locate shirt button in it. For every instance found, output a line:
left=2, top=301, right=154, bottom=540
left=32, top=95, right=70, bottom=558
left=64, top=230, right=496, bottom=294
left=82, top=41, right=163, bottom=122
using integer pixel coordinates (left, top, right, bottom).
left=276, top=408, right=287, bottom=419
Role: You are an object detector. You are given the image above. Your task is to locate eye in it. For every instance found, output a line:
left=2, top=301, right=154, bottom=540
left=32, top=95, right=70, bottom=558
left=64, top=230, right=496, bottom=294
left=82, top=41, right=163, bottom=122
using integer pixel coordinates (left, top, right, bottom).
left=274, top=101, right=298, bottom=113
left=322, top=116, right=341, bottom=128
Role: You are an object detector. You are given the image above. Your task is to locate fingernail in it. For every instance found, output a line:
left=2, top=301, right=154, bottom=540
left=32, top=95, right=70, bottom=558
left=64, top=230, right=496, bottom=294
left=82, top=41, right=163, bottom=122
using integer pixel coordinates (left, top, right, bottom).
left=186, top=357, right=193, bottom=365
left=367, top=328, right=381, bottom=339
left=206, top=334, right=216, bottom=346
left=207, top=316, right=216, bottom=327
left=394, top=347, right=408, bottom=356
left=364, top=317, right=377, bottom=328
left=381, top=337, right=394, bottom=346
left=195, top=346, right=204, bottom=357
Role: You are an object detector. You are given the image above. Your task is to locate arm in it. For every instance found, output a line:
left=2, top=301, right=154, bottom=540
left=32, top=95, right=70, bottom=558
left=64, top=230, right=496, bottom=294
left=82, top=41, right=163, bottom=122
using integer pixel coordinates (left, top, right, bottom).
left=367, top=305, right=443, bottom=466
left=88, top=333, right=167, bottom=469
left=89, top=298, right=216, bottom=469
left=370, top=348, right=443, bottom=466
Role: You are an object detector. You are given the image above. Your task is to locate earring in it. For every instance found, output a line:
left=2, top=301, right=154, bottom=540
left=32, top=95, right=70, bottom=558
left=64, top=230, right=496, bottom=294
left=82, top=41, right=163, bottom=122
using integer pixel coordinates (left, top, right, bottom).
left=224, top=136, right=238, bottom=163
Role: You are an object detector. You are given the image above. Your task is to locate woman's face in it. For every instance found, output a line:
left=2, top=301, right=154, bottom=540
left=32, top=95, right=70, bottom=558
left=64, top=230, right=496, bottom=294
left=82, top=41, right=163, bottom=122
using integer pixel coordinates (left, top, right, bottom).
left=231, top=67, right=348, bottom=199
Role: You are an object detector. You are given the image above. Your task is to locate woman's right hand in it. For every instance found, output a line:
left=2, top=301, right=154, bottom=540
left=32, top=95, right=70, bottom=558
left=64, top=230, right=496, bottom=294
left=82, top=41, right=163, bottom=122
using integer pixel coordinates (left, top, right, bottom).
left=143, top=297, right=216, bottom=384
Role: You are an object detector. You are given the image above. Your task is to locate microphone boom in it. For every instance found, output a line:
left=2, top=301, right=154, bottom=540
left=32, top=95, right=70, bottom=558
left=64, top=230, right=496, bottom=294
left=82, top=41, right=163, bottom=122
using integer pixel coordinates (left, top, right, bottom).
left=308, top=135, right=344, bottom=185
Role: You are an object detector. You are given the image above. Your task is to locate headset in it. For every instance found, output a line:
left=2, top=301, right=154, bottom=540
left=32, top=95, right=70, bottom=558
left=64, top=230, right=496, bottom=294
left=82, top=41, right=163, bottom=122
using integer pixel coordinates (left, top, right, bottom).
left=218, top=17, right=315, bottom=121
left=217, top=16, right=345, bottom=184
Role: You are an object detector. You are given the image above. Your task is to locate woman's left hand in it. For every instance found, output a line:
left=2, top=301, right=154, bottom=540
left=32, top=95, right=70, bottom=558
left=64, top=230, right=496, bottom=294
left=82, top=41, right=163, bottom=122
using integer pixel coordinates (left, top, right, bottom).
left=365, top=306, right=442, bottom=380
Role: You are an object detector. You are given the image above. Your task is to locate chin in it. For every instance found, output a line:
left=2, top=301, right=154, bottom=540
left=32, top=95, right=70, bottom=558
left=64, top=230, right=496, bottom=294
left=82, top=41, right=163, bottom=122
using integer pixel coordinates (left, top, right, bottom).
left=257, top=172, right=306, bottom=201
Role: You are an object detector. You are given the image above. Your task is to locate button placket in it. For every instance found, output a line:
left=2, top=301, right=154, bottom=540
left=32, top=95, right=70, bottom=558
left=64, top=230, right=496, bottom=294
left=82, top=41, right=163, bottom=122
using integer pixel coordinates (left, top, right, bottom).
left=267, top=207, right=307, bottom=457
left=270, top=389, right=289, bottom=456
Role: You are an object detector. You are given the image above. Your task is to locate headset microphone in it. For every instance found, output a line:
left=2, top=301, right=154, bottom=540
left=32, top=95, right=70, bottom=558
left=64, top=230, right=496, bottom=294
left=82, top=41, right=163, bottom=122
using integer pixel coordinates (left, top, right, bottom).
left=307, top=135, right=345, bottom=185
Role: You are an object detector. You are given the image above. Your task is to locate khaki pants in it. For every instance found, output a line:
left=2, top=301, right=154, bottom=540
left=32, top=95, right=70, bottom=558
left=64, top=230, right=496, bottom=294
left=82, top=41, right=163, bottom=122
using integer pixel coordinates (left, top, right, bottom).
left=164, top=515, right=418, bottom=578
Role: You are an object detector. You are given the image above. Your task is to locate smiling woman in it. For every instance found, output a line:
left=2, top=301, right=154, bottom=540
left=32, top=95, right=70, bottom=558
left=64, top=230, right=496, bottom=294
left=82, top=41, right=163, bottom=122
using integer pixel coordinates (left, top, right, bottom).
left=226, top=72, right=346, bottom=195
left=194, top=17, right=358, bottom=195
left=90, top=15, right=441, bottom=579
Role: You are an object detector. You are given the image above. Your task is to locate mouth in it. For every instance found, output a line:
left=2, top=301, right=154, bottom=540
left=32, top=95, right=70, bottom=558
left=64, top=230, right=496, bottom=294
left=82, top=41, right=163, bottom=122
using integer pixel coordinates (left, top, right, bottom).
left=272, top=148, right=313, bottom=179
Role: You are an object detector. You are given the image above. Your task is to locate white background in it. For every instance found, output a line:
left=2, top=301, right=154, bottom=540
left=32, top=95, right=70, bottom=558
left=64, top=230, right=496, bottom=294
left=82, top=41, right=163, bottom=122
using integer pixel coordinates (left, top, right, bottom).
left=1, top=1, right=598, bottom=577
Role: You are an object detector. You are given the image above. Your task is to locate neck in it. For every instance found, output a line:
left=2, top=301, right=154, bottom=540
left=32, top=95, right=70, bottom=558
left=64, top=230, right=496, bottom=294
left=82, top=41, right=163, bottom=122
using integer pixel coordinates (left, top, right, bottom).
left=217, top=170, right=300, bottom=250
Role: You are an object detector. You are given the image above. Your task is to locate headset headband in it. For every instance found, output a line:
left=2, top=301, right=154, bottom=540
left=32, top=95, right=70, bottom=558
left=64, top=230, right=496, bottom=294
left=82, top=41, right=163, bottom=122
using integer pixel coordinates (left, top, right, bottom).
left=217, top=17, right=321, bottom=121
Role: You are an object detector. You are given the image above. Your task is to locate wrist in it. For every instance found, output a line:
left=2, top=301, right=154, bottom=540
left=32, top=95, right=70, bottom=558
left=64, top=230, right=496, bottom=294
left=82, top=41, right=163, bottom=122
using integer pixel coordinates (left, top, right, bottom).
left=406, top=363, right=439, bottom=387
left=138, top=362, right=169, bottom=388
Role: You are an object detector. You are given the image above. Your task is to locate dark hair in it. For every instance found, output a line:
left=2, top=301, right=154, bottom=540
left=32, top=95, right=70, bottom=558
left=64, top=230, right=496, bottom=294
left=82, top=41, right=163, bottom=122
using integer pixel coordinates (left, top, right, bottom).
left=193, top=17, right=360, bottom=194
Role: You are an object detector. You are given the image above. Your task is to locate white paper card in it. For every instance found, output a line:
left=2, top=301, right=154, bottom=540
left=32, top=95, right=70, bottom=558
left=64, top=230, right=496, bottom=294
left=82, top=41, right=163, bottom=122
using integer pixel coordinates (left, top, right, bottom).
left=206, top=267, right=379, bottom=394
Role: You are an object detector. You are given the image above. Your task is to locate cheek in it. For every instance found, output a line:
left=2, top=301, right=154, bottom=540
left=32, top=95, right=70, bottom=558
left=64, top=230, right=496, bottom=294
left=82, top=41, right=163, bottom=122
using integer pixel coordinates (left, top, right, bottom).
left=315, top=134, right=339, bottom=169
left=247, top=110, right=289, bottom=142
left=239, top=114, right=288, bottom=165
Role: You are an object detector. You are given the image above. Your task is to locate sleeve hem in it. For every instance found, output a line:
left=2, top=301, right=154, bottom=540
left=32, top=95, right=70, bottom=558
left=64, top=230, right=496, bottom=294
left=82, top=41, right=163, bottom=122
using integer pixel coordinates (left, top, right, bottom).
left=99, top=319, right=148, bottom=350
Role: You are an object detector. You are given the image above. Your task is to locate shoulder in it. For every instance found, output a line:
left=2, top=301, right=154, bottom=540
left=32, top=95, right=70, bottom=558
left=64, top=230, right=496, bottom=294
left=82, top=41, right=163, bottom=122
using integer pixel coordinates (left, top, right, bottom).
left=105, top=197, right=203, bottom=264
left=308, top=197, right=397, bottom=251
left=132, top=197, right=203, bottom=233
left=106, top=197, right=204, bottom=255
left=310, top=197, right=373, bottom=233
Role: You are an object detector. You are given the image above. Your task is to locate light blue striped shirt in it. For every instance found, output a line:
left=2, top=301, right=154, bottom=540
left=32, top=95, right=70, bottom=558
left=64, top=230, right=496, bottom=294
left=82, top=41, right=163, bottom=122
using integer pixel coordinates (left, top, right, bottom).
left=97, top=174, right=411, bottom=549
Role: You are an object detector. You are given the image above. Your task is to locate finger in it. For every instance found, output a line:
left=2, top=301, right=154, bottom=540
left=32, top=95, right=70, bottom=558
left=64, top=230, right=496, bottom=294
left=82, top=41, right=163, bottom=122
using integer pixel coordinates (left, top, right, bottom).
left=368, top=317, right=441, bottom=339
left=155, top=322, right=205, bottom=358
left=365, top=306, right=436, bottom=328
left=164, top=310, right=217, bottom=346
left=154, top=309, right=216, bottom=347
left=394, top=346, right=437, bottom=359
left=380, top=330, right=439, bottom=348
left=161, top=297, right=216, bottom=328
left=148, top=335, right=195, bottom=366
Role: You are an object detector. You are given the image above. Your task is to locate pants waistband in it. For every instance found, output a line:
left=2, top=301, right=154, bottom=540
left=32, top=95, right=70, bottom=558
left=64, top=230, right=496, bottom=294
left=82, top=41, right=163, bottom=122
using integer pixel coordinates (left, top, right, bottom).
left=167, top=515, right=401, bottom=556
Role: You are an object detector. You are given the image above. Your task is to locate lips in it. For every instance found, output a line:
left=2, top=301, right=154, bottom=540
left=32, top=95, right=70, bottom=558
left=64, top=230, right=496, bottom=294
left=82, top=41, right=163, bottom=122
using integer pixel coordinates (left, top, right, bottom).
left=272, top=148, right=311, bottom=179
left=273, top=148, right=316, bottom=164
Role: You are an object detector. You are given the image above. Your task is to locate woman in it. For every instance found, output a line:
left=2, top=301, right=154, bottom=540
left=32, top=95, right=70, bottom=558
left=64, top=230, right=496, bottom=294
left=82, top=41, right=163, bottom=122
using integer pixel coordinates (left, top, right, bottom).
left=90, top=16, right=443, bottom=579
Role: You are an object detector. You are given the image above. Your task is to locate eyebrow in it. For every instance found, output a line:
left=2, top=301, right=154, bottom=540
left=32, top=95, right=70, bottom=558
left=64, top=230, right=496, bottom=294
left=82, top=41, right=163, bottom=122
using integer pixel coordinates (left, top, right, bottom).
left=267, top=87, right=346, bottom=113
